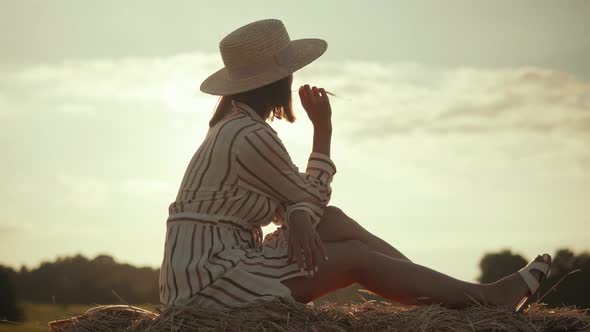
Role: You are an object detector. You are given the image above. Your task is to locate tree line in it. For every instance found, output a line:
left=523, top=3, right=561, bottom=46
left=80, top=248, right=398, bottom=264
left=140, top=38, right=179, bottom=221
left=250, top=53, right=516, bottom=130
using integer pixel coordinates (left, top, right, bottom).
left=478, top=248, right=589, bottom=309
left=0, top=248, right=588, bottom=322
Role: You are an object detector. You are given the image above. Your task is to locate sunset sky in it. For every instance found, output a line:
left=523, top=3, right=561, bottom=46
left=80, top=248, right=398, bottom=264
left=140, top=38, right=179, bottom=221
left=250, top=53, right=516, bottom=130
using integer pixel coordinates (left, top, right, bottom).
left=1, top=0, right=588, bottom=282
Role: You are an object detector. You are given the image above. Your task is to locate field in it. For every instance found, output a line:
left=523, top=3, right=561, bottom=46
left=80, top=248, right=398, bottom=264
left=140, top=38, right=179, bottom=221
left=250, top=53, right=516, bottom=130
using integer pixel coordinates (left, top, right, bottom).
left=0, top=303, right=154, bottom=332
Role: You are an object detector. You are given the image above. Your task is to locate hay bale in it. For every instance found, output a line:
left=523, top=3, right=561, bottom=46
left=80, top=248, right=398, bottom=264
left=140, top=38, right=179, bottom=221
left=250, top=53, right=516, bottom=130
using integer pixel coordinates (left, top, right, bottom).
left=48, top=299, right=590, bottom=332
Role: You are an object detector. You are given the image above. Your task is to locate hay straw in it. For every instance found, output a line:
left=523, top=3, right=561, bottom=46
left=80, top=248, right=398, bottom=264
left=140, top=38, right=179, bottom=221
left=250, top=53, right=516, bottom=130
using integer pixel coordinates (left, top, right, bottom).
left=48, top=297, right=590, bottom=332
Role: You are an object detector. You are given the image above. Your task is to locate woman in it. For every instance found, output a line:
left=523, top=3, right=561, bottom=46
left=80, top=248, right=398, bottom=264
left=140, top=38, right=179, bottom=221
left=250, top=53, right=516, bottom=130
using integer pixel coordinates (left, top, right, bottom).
left=159, top=19, right=551, bottom=313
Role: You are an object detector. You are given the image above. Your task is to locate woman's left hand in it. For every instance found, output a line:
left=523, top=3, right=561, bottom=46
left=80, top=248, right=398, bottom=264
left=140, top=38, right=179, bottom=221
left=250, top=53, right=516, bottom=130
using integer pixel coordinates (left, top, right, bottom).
left=286, top=210, right=328, bottom=276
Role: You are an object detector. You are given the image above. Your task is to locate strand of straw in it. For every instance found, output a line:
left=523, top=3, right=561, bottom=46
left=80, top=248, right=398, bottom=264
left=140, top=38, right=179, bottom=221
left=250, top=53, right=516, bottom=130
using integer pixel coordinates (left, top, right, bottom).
left=291, top=89, right=351, bottom=101
left=291, top=89, right=337, bottom=96
left=536, top=269, right=581, bottom=303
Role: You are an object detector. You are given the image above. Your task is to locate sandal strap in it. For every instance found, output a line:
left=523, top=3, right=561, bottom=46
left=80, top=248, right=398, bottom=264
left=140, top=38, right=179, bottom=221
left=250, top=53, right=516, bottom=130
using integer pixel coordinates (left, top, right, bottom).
left=519, top=269, right=540, bottom=293
left=525, top=261, right=550, bottom=275
left=518, top=261, right=550, bottom=294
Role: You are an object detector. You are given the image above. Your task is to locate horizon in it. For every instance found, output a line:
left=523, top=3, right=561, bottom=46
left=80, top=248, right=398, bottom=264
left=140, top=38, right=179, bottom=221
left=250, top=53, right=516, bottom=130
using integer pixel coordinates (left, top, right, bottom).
left=1, top=0, right=589, bottom=283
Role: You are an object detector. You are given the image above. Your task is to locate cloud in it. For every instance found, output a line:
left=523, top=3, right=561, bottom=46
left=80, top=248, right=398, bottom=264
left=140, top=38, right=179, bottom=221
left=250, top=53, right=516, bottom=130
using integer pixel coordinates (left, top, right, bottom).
left=1, top=53, right=588, bottom=178
left=1, top=52, right=588, bottom=276
left=118, top=178, right=177, bottom=200
left=1, top=52, right=222, bottom=116
left=294, top=63, right=590, bottom=138
left=287, top=61, right=590, bottom=179
left=0, top=223, right=31, bottom=235
left=433, top=68, right=590, bottom=134
left=55, top=174, right=177, bottom=210
left=0, top=53, right=590, bottom=175
left=54, top=103, right=97, bottom=116
left=56, top=174, right=110, bottom=209
left=4, top=53, right=587, bottom=137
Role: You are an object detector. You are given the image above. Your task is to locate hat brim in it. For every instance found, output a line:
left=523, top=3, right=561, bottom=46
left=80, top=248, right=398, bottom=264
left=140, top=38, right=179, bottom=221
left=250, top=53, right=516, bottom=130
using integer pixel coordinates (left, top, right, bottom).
left=200, top=38, right=327, bottom=96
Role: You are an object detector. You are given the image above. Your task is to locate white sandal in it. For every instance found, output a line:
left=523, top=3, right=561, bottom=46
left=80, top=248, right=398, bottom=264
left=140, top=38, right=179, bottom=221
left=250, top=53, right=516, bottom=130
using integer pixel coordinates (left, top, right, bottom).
left=514, top=254, right=551, bottom=313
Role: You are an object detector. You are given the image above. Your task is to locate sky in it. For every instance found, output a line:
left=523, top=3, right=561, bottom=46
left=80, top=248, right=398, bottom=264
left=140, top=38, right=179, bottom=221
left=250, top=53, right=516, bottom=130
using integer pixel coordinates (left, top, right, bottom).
left=1, top=0, right=589, bottom=282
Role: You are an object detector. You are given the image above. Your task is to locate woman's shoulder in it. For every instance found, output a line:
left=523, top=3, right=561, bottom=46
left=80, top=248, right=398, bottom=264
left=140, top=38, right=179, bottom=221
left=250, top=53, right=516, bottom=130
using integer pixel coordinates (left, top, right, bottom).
left=214, top=111, right=266, bottom=136
left=212, top=114, right=271, bottom=152
left=233, top=123, right=292, bottom=159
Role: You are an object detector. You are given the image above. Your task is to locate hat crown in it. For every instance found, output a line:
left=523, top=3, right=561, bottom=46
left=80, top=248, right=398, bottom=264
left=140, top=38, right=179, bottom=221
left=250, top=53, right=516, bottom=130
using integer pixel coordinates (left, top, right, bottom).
left=219, top=19, right=291, bottom=72
left=200, top=18, right=326, bottom=95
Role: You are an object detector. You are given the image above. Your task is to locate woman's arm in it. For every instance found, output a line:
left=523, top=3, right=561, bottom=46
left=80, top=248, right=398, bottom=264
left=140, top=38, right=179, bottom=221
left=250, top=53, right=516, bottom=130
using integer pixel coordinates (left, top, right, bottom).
left=234, top=84, right=335, bottom=275
left=283, top=85, right=335, bottom=227
left=235, top=127, right=336, bottom=227
left=312, top=125, right=332, bottom=157
left=302, top=84, right=332, bottom=158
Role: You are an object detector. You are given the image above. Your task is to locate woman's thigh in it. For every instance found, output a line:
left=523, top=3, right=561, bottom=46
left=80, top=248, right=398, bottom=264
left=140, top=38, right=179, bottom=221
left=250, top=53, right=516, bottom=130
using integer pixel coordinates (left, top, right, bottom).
left=280, top=239, right=369, bottom=304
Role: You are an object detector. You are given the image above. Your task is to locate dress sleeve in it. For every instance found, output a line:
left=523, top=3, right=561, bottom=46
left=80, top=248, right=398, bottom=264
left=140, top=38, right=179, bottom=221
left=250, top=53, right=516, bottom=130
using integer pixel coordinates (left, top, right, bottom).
left=235, top=127, right=336, bottom=228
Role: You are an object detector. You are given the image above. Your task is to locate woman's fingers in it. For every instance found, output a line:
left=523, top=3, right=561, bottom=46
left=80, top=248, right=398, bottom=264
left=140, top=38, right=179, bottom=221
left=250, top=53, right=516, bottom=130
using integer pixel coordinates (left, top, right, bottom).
left=318, top=88, right=328, bottom=102
left=287, top=239, right=294, bottom=263
left=309, top=238, right=322, bottom=274
left=300, top=84, right=330, bottom=104
left=314, top=234, right=328, bottom=261
left=304, top=84, right=311, bottom=100
left=299, top=85, right=312, bottom=110
left=311, top=86, right=319, bottom=103
left=303, top=240, right=314, bottom=275
left=299, top=86, right=307, bottom=106
left=293, top=242, right=304, bottom=271
left=309, top=234, right=326, bottom=274
left=291, top=236, right=315, bottom=276
left=288, top=235, right=302, bottom=269
left=286, top=226, right=328, bottom=276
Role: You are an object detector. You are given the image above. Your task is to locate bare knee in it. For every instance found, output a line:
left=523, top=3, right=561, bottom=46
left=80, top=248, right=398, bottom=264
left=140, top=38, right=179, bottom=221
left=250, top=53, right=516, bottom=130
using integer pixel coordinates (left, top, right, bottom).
left=323, top=205, right=354, bottom=225
left=316, top=206, right=366, bottom=244
left=323, top=205, right=343, bottom=219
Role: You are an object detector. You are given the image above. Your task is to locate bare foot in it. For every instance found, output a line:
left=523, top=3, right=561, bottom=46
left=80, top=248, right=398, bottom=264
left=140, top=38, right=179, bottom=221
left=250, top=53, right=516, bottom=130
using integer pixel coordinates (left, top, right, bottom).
left=489, top=254, right=551, bottom=311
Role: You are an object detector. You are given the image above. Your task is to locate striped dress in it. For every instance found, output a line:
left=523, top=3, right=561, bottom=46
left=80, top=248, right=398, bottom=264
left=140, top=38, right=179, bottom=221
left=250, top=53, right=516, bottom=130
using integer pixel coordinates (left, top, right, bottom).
left=159, top=99, right=337, bottom=310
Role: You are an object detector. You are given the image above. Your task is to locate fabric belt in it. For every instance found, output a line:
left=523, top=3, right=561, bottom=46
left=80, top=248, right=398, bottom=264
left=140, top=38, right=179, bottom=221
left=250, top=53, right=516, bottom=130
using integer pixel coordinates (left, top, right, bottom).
left=167, top=213, right=263, bottom=248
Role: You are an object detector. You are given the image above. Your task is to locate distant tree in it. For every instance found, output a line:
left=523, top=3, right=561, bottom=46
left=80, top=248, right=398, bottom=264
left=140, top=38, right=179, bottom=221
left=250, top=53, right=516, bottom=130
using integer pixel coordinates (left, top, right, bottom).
left=540, top=248, right=590, bottom=308
left=0, top=265, right=25, bottom=322
left=477, top=249, right=528, bottom=283
left=15, top=254, right=159, bottom=305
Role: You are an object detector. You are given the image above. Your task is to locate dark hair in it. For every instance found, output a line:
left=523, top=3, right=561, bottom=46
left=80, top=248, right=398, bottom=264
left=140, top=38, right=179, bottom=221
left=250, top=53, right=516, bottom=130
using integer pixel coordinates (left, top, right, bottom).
left=208, top=74, right=295, bottom=128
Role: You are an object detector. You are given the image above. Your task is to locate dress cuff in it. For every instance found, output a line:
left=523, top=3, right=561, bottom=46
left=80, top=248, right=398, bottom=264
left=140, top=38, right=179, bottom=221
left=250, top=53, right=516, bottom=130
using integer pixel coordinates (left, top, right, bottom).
left=306, top=152, right=337, bottom=181
left=285, top=202, right=324, bottom=228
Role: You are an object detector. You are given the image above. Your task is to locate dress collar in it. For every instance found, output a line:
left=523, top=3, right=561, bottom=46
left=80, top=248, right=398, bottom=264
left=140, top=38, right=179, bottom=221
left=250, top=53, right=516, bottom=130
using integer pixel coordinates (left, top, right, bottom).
left=231, top=100, right=276, bottom=133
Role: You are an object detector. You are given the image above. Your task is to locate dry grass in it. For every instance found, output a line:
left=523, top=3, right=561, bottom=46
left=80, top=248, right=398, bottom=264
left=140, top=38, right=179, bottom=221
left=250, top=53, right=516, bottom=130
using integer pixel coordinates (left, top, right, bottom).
left=47, top=298, right=590, bottom=332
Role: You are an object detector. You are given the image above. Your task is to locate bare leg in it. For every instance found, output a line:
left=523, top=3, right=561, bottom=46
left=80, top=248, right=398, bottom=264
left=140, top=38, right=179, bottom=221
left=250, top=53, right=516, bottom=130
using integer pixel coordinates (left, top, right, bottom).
left=282, top=239, right=546, bottom=310
left=316, top=206, right=412, bottom=261
left=357, top=251, right=491, bottom=307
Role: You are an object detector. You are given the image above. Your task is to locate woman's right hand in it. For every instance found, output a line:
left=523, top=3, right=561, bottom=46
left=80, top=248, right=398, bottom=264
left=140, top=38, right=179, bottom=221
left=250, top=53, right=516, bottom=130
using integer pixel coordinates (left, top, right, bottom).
left=299, top=84, right=332, bottom=132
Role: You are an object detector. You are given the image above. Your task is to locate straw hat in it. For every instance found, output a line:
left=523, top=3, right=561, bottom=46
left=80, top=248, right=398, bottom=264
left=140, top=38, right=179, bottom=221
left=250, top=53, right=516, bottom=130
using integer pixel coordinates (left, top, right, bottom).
left=200, top=19, right=327, bottom=96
